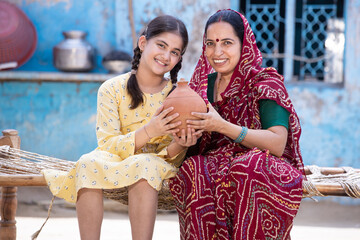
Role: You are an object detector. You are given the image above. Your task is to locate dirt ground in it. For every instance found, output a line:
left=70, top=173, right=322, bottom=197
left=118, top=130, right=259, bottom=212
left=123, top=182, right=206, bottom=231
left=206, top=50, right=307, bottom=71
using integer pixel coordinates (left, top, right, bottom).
left=15, top=186, right=360, bottom=240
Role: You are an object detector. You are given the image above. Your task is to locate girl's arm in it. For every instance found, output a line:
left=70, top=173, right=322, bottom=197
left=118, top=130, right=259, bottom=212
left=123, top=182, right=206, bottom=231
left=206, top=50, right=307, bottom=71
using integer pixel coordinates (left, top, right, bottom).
left=134, top=106, right=182, bottom=152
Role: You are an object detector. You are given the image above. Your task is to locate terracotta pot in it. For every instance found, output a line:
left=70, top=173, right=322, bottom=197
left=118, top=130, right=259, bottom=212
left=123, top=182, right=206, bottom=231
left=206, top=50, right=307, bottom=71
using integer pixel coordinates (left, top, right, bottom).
left=163, top=78, right=207, bottom=136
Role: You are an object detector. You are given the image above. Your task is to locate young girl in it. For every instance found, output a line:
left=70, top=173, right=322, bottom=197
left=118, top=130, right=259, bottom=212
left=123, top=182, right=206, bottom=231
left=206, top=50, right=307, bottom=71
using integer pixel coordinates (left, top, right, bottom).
left=42, top=15, right=195, bottom=240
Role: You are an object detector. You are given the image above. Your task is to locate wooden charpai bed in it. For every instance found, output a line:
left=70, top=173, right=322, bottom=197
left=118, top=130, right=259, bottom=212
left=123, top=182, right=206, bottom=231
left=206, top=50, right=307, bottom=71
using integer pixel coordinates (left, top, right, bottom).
left=0, top=129, right=359, bottom=240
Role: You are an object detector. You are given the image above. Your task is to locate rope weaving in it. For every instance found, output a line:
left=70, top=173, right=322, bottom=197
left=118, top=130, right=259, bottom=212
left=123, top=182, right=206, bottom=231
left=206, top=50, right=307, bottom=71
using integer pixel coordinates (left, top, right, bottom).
left=303, top=165, right=360, bottom=198
left=0, top=145, right=174, bottom=210
left=1, top=146, right=360, bottom=208
left=0, top=145, right=74, bottom=175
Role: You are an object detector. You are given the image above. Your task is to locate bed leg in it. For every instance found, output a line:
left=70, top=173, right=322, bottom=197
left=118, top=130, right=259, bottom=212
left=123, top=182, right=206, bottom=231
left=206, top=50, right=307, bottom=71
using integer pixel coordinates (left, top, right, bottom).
left=0, top=130, right=20, bottom=240
left=0, top=187, right=17, bottom=240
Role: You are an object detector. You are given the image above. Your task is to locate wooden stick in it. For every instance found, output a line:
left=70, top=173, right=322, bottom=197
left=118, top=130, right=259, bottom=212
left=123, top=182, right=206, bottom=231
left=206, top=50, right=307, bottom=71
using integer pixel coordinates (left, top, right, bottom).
left=0, top=175, right=46, bottom=187
left=0, top=174, right=352, bottom=197
left=304, top=166, right=360, bottom=175
left=128, top=0, right=137, bottom=50
left=302, top=182, right=349, bottom=197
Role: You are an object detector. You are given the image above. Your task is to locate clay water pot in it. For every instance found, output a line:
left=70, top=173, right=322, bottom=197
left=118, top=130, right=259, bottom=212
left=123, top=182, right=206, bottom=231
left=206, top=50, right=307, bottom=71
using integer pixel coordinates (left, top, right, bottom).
left=163, top=78, right=207, bottom=136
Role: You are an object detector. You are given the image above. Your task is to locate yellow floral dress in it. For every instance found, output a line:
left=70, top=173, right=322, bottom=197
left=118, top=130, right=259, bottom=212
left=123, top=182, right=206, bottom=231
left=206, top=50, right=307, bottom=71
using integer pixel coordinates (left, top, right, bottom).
left=42, top=73, right=185, bottom=203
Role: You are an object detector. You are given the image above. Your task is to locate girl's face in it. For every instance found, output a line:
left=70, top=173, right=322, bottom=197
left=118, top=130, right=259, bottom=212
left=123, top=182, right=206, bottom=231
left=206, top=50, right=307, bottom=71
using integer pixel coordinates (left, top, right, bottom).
left=205, top=21, right=242, bottom=79
left=139, top=32, right=183, bottom=77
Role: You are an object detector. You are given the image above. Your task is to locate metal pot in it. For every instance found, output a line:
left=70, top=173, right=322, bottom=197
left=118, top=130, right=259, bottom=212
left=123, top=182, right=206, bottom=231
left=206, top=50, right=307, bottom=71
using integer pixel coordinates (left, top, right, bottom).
left=53, top=31, right=95, bottom=72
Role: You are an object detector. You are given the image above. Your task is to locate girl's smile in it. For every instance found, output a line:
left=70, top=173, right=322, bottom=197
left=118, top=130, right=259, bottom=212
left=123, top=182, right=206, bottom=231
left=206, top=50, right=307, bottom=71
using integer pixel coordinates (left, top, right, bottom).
left=139, top=32, right=183, bottom=77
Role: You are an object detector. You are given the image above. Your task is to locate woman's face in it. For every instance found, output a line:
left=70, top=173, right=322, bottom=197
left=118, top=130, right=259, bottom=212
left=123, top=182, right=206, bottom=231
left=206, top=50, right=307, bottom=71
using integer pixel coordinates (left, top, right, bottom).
left=139, top=32, right=183, bottom=77
left=205, top=21, right=242, bottom=79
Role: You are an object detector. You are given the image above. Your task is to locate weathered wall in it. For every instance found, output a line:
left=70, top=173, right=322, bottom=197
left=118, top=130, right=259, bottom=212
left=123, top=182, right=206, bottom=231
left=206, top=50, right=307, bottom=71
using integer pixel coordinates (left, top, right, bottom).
left=0, top=0, right=231, bottom=161
left=4, top=0, right=231, bottom=79
left=1, top=80, right=100, bottom=161
left=286, top=0, right=360, bottom=170
left=285, top=0, right=360, bottom=204
left=6, top=0, right=116, bottom=72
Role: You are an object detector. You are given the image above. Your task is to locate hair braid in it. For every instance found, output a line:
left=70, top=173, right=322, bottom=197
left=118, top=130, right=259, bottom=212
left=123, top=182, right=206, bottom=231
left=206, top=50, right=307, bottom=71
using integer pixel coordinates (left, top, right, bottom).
left=131, top=46, right=141, bottom=71
left=170, top=58, right=183, bottom=84
left=167, top=58, right=183, bottom=96
left=127, top=46, right=143, bottom=109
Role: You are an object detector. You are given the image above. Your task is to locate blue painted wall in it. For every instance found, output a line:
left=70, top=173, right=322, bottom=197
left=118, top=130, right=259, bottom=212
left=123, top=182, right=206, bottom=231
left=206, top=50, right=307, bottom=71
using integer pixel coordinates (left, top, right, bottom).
left=0, top=0, right=229, bottom=160
left=8, top=0, right=116, bottom=73
left=1, top=80, right=99, bottom=161
left=5, top=0, right=229, bottom=78
left=287, top=0, right=360, bottom=169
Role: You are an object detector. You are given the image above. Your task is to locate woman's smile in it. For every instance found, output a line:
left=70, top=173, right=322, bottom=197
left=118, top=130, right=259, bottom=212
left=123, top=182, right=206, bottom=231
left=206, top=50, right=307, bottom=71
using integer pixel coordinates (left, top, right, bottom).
left=205, top=21, right=242, bottom=79
left=213, top=58, right=227, bottom=65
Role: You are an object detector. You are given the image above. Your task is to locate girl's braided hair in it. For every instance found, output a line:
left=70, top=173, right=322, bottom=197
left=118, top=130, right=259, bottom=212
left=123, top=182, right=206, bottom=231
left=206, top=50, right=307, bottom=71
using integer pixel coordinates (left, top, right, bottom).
left=127, top=15, right=188, bottom=109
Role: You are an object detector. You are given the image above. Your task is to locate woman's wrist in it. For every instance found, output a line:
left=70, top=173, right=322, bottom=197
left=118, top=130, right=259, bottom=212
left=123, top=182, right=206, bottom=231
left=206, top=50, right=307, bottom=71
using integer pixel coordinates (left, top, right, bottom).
left=218, top=118, right=232, bottom=135
left=235, top=126, right=248, bottom=143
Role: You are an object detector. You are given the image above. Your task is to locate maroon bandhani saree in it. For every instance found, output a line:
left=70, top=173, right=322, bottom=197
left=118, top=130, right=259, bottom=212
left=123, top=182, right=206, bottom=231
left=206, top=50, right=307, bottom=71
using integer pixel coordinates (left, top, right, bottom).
left=170, top=10, right=304, bottom=240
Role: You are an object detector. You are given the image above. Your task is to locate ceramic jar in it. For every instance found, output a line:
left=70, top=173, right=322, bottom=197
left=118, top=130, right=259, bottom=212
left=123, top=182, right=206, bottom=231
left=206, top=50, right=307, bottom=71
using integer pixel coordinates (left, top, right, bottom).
left=163, top=79, right=207, bottom=136
left=53, top=31, right=95, bottom=72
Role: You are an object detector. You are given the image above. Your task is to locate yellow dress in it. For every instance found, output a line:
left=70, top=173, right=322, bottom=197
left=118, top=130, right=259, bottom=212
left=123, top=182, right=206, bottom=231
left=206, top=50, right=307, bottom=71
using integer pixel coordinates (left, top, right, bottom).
left=42, top=73, right=185, bottom=203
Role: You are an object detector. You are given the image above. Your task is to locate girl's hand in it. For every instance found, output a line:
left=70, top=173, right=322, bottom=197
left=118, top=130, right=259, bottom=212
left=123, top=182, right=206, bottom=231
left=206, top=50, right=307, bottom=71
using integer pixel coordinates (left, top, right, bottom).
left=172, top=127, right=202, bottom=147
left=145, top=106, right=181, bottom=138
left=187, top=104, right=225, bottom=133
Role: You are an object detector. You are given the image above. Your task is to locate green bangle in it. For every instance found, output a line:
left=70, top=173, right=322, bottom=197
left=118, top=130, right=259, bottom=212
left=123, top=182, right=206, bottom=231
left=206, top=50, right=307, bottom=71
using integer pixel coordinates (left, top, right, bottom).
left=235, top=126, right=248, bottom=143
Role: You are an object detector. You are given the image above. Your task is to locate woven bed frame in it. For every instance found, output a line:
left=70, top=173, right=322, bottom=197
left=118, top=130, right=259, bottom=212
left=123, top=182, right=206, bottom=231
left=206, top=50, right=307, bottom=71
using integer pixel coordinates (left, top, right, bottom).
left=0, top=129, right=359, bottom=240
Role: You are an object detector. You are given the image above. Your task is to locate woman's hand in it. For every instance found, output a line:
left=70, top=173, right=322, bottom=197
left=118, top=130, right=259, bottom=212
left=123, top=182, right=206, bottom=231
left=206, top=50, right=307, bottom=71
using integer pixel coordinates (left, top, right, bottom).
left=172, top=127, right=202, bottom=147
left=145, top=106, right=181, bottom=138
left=187, top=104, right=225, bottom=133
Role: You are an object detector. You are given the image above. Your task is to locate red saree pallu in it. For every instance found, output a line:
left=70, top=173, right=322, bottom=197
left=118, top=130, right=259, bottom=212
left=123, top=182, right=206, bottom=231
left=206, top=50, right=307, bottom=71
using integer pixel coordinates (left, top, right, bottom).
left=170, top=9, right=304, bottom=240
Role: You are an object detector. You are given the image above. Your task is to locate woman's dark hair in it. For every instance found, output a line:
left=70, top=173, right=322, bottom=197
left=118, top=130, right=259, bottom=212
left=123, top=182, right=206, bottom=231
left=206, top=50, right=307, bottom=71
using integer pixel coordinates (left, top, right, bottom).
left=204, top=10, right=244, bottom=45
left=127, top=15, right=189, bottom=109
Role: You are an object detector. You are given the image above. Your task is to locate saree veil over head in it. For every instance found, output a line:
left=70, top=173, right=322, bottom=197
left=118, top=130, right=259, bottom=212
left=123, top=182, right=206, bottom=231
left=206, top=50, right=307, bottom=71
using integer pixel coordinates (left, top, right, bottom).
left=189, top=9, right=304, bottom=174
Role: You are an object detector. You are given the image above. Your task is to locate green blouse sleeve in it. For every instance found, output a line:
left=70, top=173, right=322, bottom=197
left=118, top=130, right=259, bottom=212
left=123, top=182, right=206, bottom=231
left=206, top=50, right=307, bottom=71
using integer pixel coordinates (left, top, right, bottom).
left=207, top=72, right=218, bottom=103
left=259, top=99, right=290, bottom=130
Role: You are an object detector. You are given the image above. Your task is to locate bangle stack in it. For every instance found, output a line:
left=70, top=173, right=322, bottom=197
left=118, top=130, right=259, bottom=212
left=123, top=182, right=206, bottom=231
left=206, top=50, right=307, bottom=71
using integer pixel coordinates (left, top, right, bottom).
left=235, top=126, right=248, bottom=143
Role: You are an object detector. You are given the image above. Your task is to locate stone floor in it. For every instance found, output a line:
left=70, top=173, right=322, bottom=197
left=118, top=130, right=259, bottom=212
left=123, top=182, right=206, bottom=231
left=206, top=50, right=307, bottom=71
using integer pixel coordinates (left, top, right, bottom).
left=15, top=187, right=360, bottom=239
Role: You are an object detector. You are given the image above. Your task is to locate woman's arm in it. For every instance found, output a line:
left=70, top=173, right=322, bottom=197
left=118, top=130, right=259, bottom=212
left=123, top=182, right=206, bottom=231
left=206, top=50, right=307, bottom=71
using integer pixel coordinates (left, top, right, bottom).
left=187, top=104, right=288, bottom=157
left=166, top=127, right=201, bottom=158
left=219, top=121, right=287, bottom=157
